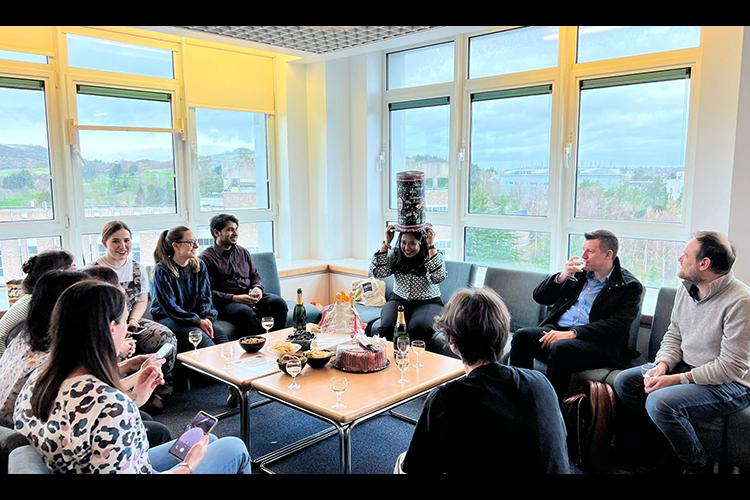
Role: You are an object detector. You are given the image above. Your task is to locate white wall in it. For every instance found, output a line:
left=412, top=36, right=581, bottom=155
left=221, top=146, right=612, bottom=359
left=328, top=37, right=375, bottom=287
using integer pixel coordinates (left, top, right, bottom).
left=728, top=27, right=750, bottom=282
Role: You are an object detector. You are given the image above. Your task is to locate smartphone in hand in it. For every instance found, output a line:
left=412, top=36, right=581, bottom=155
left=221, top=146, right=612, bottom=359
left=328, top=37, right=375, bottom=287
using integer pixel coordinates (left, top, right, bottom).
left=168, top=411, right=218, bottom=461
left=154, top=343, right=175, bottom=360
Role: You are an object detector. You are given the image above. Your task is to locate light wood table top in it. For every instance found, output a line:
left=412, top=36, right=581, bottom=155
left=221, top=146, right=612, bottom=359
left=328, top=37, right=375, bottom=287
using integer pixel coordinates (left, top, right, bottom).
left=175, top=327, right=357, bottom=390
left=251, top=343, right=465, bottom=424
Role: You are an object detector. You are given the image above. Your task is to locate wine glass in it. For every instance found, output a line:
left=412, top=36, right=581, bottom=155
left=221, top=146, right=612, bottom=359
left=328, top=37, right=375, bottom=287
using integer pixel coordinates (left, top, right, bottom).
left=395, top=350, right=409, bottom=385
left=396, top=337, right=410, bottom=355
left=330, top=376, right=348, bottom=409
left=188, top=330, right=202, bottom=354
left=220, top=344, right=234, bottom=369
left=567, top=256, right=585, bottom=283
left=411, top=340, right=426, bottom=368
left=261, top=316, right=274, bottom=335
left=286, top=358, right=302, bottom=390
left=641, top=362, right=658, bottom=382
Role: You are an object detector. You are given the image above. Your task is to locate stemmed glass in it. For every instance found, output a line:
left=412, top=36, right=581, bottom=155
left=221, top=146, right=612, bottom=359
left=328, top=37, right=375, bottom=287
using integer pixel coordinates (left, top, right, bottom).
left=220, top=344, right=234, bottom=369
left=641, top=362, right=658, bottom=382
left=286, top=358, right=302, bottom=390
left=395, top=350, right=409, bottom=385
left=261, top=316, right=274, bottom=335
left=411, top=340, right=425, bottom=368
left=567, top=256, right=585, bottom=283
left=396, top=337, right=410, bottom=355
left=330, top=376, right=348, bottom=409
left=188, top=330, right=202, bottom=354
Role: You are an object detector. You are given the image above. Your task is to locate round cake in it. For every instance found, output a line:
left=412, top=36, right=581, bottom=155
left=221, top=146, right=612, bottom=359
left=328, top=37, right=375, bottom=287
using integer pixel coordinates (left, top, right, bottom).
left=335, top=341, right=387, bottom=373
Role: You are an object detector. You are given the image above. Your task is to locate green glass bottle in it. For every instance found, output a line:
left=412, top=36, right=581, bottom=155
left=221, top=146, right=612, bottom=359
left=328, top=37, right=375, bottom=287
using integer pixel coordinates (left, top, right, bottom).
left=292, top=288, right=307, bottom=333
left=393, top=305, right=410, bottom=359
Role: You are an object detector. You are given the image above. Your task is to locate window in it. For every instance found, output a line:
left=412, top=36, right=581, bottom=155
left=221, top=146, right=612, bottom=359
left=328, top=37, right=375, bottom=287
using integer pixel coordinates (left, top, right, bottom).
left=67, top=34, right=174, bottom=79
left=387, top=42, right=454, bottom=90
left=577, top=26, right=701, bottom=63
left=0, top=77, right=54, bottom=223
left=194, top=108, right=270, bottom=212
left=465, top=227, right=550, bottom=272
left=81, top=229, right=164, bottom=267
left=382, top=27, right=701, bottom=313
left=575, top=70, right=691, bottom=223
left=469, top=86, right=552, bottom=216
left=0, top=50, right=47, bottom=65
left=469, top=26, right=559, bottom=78
left=196, top=222, right=274, bottom=254
left=0, top=236, right=62, bottom=309
left=389, top=98, right=450, bottom=213
left=75, top=85, right=177, bottom=218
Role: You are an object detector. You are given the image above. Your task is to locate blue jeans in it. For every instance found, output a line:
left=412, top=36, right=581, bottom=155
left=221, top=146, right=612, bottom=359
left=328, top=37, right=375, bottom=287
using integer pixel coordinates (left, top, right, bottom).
left=148, top=434, right=251, bottom=474
left=614, top=365, right=750, bottom=472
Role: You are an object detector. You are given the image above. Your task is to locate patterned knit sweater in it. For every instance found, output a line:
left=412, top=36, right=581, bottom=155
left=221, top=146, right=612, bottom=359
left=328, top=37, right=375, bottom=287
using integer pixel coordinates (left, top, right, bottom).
left=369, top=250, right=447, bottom=301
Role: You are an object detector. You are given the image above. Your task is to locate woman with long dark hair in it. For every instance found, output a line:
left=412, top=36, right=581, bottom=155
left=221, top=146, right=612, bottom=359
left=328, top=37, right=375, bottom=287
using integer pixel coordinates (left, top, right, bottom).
left=0, top=249, right=75, bottom=357
left=93, top=220, right=178, bottom=412
left=150, top=226, right=227, bottom=352
left=13, top=280, right=250, bottom=474
left=369, top=224, right=447, bottom=343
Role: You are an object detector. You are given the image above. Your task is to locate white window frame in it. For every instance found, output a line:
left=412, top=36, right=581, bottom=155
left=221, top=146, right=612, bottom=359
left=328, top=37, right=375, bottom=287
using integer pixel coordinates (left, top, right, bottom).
left=382, top=26, right=703, bottom=289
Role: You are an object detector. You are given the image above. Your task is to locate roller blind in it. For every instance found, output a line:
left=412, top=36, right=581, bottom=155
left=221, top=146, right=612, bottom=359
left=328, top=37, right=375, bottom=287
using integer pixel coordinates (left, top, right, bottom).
left=0, top=26, right=55, bottom=56
left=184, top=43, right=275, bottom=114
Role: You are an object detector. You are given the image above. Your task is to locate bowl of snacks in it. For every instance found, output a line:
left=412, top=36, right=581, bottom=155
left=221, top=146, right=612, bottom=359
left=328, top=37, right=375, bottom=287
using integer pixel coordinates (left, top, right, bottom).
left=268, top=341, right=302, bottom=357
left=277, top=352, right=308, bottom=375
left=285, top=330, right=317, bottom=352
left=238, top=336, right=266, bottom=353
left=303, top=349, right=333, bottom=369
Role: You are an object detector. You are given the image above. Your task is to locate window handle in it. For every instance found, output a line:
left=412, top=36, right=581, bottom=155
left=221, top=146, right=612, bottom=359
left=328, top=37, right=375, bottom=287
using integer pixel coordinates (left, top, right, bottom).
left=457, top=148, right=465, bottom=171
left=564, top=142, right=573, bottom=169
left=377, top=151, right=385, bottom=172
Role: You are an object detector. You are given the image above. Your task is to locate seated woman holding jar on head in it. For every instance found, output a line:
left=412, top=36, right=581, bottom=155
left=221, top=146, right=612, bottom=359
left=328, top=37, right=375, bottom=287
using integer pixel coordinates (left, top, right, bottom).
left=0, top=249, right=75, bottom=358
left=13, top=280, right=251, bottom=474
left=91, top=220, right=178, bottom=413
left=150, top=226, right=228, bottom=353
left=370, top=224, right=446, bottom=345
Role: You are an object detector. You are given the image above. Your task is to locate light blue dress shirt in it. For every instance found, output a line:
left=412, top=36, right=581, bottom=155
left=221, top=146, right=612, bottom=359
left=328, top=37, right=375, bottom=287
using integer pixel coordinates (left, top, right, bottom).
left=557, top=269, right=612, bottom=328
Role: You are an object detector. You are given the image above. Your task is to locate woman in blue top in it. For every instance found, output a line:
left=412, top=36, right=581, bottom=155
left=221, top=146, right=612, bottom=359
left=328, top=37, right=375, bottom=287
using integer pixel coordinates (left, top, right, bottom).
left=150, top=226, right=228, bottom=352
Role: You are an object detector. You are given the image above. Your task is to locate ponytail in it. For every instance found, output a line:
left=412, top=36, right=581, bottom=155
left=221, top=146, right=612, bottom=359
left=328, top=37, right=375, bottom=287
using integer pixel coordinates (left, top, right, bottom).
left=153, top=226, right=199, bottom=277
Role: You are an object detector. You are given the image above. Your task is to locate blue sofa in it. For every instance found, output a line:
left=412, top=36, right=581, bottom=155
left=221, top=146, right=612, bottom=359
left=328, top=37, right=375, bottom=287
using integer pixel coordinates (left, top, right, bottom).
left=144, top=252, right=322, bottom=339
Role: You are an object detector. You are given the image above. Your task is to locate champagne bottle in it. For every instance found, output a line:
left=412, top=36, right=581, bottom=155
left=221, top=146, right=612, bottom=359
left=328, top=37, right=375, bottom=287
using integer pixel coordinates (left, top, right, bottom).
left=292, top=288, right=307, bottom=333
left=393, top=305, right=409, bottom=359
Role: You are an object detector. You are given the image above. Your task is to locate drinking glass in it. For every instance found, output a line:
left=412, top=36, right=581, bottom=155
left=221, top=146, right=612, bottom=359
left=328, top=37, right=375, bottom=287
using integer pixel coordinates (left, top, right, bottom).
left=567, top=256, right=585, bottom=282
left=411, top=340, right=426, bottom=368
left=641, top=362, right=658, bottom=382
left=261, top=316, right=274, bottom=335
left=286, top=358, right=302, bottom=390
left=396, top=337, right=410, bottom=355
left=220, top=344, right=234, bottom=369
left=395, top=350, right=409, bottom=385
left=188, top=330, right=202, bottom=354
left=330, top=376, right=348, bottom=409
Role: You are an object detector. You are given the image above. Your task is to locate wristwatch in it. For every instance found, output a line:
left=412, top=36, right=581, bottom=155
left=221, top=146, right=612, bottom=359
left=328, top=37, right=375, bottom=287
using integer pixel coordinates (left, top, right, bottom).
left=679, top=372, right=691, bottom=385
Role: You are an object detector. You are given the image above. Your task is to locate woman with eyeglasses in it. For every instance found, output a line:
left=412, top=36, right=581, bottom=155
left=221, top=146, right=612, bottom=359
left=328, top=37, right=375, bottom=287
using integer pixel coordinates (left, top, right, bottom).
left=151, top=226, right=228, bottom=353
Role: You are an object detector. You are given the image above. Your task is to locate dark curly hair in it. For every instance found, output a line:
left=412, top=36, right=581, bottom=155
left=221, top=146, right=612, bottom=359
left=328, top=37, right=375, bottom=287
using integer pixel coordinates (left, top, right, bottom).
left=390, top=231, right=429, bottom=275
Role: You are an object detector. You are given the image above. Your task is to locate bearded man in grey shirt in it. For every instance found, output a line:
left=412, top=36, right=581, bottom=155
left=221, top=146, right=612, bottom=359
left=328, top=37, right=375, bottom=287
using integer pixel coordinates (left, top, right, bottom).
left=614, top=231, right=750, bottom=474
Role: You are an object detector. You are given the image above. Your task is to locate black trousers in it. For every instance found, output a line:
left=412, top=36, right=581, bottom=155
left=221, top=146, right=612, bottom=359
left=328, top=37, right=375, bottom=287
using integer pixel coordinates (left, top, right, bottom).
left=140, top=410, right=171, bottom=447
left=377, top=295, right=444, bottom=344
left=215, top=293, right=289, bottom=338
left=508, top=324, right=613, bottom=398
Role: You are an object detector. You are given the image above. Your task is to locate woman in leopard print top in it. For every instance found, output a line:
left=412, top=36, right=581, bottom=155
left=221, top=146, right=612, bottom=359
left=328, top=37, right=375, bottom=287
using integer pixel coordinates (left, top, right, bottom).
left=14, top=280, right=251, bottom=474
left=369, top=224, right=447, bottom=343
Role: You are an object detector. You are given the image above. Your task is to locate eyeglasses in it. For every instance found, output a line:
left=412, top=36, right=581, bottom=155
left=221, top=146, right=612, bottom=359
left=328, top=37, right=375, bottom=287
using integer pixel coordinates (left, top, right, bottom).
left=176, top=239, right=199, bottom=247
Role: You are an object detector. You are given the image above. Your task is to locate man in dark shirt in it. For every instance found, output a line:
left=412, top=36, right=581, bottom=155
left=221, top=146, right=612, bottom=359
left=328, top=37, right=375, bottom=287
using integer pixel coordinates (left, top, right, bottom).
left=509, top=229, right=643, bottom=398
left=199, top=214, right=288, bottom=338
left=397, top=287, right=571, bottom=474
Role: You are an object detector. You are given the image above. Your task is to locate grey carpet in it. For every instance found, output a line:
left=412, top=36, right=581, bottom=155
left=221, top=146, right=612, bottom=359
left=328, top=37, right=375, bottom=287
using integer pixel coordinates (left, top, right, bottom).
left=158, top=376, right=426, bottom=474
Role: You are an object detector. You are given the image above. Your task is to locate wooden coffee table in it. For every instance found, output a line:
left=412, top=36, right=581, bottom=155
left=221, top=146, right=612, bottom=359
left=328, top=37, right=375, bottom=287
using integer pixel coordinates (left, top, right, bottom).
left=175, top=327, right=353, bottom=464
left=251, top=341, right=465, bottom=473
